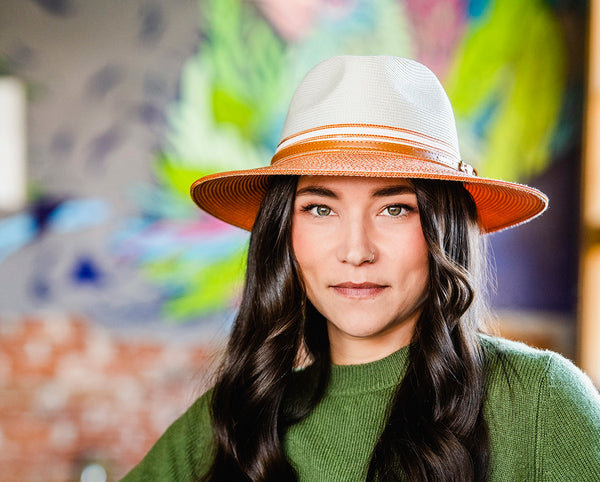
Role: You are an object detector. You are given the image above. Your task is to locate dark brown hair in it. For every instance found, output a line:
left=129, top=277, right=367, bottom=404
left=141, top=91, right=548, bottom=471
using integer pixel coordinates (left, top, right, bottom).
left=203, top=175, right=489, bottom=481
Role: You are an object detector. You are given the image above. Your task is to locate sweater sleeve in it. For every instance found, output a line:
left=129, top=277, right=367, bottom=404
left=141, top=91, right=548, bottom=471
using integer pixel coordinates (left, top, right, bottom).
left=537, top=352, right=600, bottom=480
left=121, top=389, right=215, bottom=481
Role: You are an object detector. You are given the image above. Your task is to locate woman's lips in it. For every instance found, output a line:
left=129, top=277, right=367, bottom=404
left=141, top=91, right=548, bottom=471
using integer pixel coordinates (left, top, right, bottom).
left=331, top=282, right=387, bottom=299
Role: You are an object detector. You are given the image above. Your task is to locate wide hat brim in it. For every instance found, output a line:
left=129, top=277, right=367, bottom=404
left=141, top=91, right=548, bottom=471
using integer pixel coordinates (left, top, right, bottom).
left=190, top=149, right=548, bottom=234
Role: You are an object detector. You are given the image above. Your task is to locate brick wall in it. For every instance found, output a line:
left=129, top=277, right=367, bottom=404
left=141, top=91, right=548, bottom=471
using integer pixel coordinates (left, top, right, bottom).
left=0, top=316, right=220, bottom=481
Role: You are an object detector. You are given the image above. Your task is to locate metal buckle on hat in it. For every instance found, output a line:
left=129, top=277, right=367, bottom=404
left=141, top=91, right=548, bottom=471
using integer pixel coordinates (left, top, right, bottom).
left=459, top=160, right=476, bottom=176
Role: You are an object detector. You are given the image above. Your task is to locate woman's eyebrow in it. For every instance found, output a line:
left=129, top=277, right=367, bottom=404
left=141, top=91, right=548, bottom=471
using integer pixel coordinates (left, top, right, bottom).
left=371, top=185, right=415, bottom=197
left=295, top=186, right=339, bottom=198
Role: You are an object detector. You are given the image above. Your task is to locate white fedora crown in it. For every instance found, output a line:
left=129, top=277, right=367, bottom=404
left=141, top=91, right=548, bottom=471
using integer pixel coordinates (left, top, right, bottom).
left=276, top=55, right=466, bottom=172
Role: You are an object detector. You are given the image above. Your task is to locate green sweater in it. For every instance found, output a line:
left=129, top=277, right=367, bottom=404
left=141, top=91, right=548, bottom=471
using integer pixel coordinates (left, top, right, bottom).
left=123, top=337, right=600, bottom=481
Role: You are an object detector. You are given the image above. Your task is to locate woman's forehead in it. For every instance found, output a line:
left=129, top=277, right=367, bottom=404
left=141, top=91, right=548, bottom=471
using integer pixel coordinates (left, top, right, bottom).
left=295, top=175, right=415, bottom=192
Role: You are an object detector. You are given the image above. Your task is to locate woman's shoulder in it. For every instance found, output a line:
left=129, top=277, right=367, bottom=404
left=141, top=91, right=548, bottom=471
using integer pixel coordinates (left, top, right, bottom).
left=479, top=333, right=600, bottom=412
left=121, top=388, right=214, bottom=481
left=186, top=387, right=213, bottom=419
left=480, top=334, right=579, bottom=382
left=479, top=336, right=600, bottom=477
left=479, top=333, right=553, bottom=361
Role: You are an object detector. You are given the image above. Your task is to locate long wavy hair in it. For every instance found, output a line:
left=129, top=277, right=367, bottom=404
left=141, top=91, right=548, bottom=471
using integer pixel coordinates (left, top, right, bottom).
left=203, top=175, right=490, bottom=481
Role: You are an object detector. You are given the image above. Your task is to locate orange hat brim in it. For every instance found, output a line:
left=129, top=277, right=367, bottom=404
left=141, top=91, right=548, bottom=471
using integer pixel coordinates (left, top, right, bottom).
left=190, top=149, right=548, bottom=233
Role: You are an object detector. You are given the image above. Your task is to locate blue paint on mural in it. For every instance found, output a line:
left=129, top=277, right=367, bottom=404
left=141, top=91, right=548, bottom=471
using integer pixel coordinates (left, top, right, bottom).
left=472, top=95, right=501, bottom=140
left=49, top=199, right=111, bottom=233
left=71, top=256, right=104, bottom=286
left=138, top=3, right=165, bottom=45
left=467, top=0, right=491, bottom=19
left=138, top=102, right=166, bottom=127
left=86, top=64, right=124, bottom=99
left=86, top=127, right=122, bottom=166
left=31, top=0, right=73, bottom=16
left=112, top=218, right=247, bottom=264
left=31, top=275, right=51, bottom=300
left=0, top=198, right=111, bottom=262
left=0, top=214, right=37, bottom=263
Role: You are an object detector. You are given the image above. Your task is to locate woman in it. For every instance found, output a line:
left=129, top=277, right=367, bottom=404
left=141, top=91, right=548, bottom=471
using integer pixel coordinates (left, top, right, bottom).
left=124, top=56, right=600, bottom=481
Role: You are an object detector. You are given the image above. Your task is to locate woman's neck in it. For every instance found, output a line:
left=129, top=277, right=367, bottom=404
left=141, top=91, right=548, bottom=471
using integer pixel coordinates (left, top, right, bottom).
left=328, top=319, right=415, bottom=365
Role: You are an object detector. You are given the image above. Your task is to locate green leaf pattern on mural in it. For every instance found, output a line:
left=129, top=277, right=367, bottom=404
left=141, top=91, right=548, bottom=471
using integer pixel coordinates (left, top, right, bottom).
left=143, top=247, right=247, bottom=320
left=445, top=0, right=566, bottom=181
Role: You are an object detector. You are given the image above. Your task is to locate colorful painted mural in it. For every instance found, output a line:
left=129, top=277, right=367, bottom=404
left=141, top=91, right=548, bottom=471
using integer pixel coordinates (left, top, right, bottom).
left=0, top=0, right=585, bottom=331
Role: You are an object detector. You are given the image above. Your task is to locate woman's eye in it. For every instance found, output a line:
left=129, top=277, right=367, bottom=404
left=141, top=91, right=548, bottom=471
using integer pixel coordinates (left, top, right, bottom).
left=383, top=205, right=409, bottom=217
left=313, top=205, right=332, bottom=216
left=299, top=203, right=334, bottom=217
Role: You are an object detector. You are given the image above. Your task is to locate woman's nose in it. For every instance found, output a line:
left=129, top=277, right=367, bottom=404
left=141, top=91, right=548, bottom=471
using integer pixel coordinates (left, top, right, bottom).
left=336, top=218, right=375, bottom=266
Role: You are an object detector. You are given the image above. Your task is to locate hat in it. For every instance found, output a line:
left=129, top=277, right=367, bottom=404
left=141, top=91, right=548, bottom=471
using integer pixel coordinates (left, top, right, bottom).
left=190, top=55, right=548, bottom=233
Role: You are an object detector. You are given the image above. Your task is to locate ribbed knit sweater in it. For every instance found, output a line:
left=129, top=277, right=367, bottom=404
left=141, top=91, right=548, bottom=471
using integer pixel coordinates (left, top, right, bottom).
left=123, top=336, right=600, bottom=481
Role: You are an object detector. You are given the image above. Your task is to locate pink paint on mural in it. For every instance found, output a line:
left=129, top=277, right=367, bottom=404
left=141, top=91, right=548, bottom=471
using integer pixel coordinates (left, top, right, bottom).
left=405, top=0, right=467, bottom=77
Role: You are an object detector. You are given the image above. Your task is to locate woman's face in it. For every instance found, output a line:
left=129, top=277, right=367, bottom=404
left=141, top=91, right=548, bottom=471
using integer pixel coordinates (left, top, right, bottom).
left=292, top=176, right=429, bottom=364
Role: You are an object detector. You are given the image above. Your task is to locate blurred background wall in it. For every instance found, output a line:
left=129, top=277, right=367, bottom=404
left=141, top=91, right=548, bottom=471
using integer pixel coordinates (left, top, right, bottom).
left=0, top=0, right=588, bottom=480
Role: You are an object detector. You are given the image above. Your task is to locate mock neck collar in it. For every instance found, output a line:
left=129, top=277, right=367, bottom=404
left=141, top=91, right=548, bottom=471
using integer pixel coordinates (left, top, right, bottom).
left=327, top=344, right=410, bottom=395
